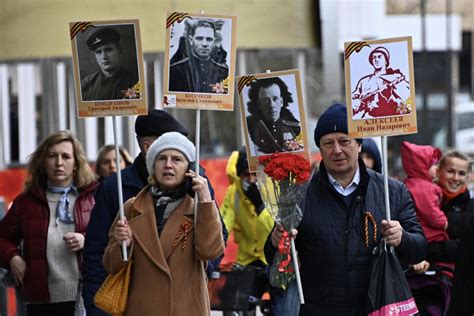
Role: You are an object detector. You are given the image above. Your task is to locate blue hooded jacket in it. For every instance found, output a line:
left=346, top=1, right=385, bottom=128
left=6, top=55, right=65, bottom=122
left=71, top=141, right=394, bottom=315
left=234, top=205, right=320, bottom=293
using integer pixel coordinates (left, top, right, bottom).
left=361, top=138, right=382, bottom=173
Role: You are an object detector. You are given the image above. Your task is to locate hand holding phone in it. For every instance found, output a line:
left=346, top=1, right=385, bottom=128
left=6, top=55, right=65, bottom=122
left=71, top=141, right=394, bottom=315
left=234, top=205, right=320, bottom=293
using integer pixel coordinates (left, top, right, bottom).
left=184, top=162, right=207, bottom=198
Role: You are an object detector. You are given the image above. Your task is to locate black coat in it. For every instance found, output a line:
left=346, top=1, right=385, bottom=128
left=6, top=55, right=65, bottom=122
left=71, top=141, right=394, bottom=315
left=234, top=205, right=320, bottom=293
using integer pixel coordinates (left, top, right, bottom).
left=447, top=215, right=474, bottom=315
left=265, top=160, right=427, bottom=316
left=81, top=67, right=137, bottom=101
left=247, top=108, right=301, bottom=154
left=169, top=56, right=228, bottom=93
left=427, top=190, right=474, bottom=263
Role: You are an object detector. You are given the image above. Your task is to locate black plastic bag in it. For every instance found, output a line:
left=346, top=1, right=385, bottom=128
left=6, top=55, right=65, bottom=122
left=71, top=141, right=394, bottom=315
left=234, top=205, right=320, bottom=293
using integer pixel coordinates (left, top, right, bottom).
left=367, top=239, right=419, bottom=315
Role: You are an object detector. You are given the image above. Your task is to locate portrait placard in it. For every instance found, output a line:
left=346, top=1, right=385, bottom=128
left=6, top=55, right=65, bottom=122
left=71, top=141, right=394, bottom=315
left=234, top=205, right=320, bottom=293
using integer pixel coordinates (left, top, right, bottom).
left=162, top=12, right=236, bottom=111
left=344, top=36, right=418, bottom=137
left=237, top=69, right=310, bottom=172
left=69, top=19, right=147, bottom=118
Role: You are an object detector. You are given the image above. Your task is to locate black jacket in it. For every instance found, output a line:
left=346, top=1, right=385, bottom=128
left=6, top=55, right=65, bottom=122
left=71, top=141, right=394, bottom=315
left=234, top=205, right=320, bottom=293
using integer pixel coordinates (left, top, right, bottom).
left=169, top=55, right=228, bottom=93
left=247, top=108, right=301, bottom=154
left=265, top=160, right=427, bottom=316
left=81, top=67, right=137, bottom=101
left=428, top=190, right=474, bottom=263
left=447, top=215, right=474, bottom=315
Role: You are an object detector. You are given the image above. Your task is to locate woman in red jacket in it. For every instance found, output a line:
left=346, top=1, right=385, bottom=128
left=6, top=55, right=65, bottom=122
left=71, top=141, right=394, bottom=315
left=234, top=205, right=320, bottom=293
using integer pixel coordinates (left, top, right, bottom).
left=0, top=130, right=98, bottom=316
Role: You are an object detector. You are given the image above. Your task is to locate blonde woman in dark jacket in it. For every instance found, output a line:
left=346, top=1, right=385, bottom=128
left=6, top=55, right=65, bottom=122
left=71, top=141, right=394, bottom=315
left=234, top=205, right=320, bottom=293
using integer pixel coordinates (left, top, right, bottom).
left=0, top=130, right=98, bottom=316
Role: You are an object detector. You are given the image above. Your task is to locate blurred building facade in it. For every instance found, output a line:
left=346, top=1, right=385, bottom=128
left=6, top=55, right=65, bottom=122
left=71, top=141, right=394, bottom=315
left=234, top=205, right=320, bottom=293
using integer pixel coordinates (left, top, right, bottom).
left=0, top=0, right=472, bottom=170
left=0, top=0, right=322, bottom=168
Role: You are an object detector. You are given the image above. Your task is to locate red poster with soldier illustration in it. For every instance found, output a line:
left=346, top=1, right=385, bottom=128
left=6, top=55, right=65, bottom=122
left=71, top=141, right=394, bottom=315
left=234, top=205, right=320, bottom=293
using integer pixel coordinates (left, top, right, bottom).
left=344, top=36, right=418, bottom=138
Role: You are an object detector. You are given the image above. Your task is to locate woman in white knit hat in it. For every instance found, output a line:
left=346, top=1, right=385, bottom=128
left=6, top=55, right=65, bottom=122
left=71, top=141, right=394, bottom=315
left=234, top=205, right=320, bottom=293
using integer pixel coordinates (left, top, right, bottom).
left=103, top=132, right=225, bottom=316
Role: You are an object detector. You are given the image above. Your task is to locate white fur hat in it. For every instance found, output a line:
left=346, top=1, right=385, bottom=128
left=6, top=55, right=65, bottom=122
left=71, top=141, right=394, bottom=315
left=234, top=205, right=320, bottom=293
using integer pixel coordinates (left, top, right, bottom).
left=146, top=132, right=196, bottom=176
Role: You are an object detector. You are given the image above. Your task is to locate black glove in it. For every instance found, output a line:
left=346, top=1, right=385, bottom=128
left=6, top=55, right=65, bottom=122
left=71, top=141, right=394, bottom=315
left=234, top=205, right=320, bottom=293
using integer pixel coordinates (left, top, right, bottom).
left=243, top=182, right=265, bottom=215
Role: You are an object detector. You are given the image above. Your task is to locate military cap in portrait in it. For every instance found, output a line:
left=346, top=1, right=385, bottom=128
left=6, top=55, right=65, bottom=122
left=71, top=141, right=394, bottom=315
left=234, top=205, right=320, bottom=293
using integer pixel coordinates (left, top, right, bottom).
left=86, top=27, right=121, bottom=51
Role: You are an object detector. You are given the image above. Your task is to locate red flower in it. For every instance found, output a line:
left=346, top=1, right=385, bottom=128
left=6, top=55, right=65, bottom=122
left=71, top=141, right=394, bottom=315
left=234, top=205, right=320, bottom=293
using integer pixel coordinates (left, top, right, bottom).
left=259, top=153, right=310, bottom=184
left=256, top=152, right=310, bottom=290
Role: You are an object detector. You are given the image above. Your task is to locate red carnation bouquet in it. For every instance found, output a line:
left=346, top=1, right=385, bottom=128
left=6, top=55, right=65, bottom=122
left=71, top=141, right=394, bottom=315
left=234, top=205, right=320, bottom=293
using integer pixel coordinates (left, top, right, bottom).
left=256, top=152, right=311, bottom=293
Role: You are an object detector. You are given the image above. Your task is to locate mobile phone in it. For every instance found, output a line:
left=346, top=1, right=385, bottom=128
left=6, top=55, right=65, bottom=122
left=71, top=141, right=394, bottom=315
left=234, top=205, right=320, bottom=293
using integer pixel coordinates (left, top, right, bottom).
left=187, top=161, right=205, bottom=176
left=185, top=162, right=206, bottom=196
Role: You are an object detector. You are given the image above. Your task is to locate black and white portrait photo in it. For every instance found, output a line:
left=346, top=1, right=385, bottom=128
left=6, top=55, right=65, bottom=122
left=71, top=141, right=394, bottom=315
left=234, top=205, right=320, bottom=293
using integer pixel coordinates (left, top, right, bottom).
left=70, top=19, right=147, bottom=117
left=240, top=72, right=305, bottom=157
left=74, top=23, right=140, bottom=101
left=167, top=15, right=233, bottom=94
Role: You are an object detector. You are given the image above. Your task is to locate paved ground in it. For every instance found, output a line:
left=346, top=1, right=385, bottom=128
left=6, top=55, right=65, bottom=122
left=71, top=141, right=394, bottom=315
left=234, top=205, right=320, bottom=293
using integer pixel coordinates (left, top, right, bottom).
left=211, top=309, right=264, bottom=315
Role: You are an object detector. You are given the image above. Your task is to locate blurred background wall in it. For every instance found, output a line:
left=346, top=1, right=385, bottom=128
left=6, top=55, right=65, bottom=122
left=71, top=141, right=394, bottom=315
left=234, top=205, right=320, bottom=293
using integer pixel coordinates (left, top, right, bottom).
left=0, top=0, right=472, bottom=176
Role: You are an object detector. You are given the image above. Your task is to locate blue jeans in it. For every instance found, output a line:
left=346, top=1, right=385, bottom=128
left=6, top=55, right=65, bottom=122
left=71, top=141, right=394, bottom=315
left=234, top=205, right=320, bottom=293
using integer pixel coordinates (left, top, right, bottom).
left=270, top=279, right=300, bottom=316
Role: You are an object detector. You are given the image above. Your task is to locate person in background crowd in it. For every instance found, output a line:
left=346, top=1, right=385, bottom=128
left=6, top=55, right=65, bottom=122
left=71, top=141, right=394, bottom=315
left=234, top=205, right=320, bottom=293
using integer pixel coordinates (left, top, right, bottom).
left=82, top=109, right=227, bottom=316
left=427, top=150, right=474, bottom=267
left=0, top=130, right=98, bottom=316
left=400, top=141, right=452, bottom=274
left=220, top=147, right=275, bottom=314
left=407, top=149, right=474, bottom=315
left=94, top=144, right=133, bottom=181
left=265, top=103, right=427, bottom=315
left=104, top=132, right=224, bottom=315
left=360, top=138, right=382, bottom=173
left=447, top=215, right=474, bottom=315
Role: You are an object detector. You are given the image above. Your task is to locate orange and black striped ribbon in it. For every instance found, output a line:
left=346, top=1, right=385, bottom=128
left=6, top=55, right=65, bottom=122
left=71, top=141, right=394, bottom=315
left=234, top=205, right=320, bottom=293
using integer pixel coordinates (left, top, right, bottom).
left=364, top=211, right=377, bottom=248
left=344, top=41, right=370, bottom=60
left=70, top=22, right=94, bottom=40
left=172, top=220, right=193, bottom=249
left=166, top=12, right=191, bottom=29
left=237, top=76, right=257, bottom=94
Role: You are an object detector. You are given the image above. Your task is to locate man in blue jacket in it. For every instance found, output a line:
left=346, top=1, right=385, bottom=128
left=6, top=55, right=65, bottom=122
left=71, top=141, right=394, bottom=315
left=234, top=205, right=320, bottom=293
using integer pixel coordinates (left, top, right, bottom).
left=83, top=109, right=227, bottom=315
left=265, top=103, right=427, bottom=315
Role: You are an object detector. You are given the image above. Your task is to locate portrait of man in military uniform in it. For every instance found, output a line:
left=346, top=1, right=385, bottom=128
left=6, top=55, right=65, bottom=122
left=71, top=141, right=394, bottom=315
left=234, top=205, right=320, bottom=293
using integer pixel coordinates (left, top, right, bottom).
left=77, top=25, right=139, bottom=101
left=245, top=76, right=303, bottom=155
left=168, top=19, right=229, bottom=94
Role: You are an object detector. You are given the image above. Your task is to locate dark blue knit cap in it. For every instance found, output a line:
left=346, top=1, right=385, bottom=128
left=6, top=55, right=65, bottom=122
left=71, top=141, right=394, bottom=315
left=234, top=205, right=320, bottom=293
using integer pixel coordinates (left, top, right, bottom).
left=313, top=103, right=348, bottom=147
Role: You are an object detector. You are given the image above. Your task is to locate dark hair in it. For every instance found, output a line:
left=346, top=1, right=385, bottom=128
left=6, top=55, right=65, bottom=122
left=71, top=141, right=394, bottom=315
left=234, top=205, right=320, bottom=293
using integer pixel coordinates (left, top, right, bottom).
left=246, top=77, right=294, bottom=117
left=188, top=19, right=216, bottom=37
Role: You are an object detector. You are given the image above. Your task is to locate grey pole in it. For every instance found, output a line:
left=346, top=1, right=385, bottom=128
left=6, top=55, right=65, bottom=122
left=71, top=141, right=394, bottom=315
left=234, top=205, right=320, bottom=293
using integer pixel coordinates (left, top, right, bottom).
left=446, top=0, right=454, bottom=147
